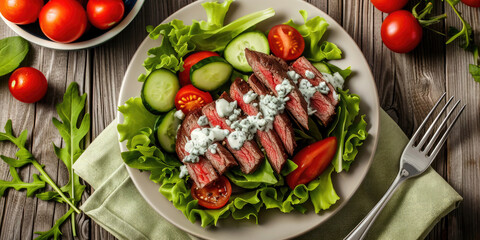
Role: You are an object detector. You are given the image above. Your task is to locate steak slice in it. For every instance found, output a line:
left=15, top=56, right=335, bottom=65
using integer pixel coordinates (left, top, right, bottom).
left=247, top=74, right=296, bottom=155
left=175, top=122, right=218, bottom=188
left=245, top=49, right=309, bottom=129
left=291, top=57, right=338, bottom=106
left=183, top=109, right=237, bottom=175
left=230, top=78, right=288, bottom=173
left=202, top=93, right=264, bottom=174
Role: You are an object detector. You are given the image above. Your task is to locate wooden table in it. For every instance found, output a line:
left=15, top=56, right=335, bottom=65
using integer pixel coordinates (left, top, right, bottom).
left=0, top=0, right=478, bottom=239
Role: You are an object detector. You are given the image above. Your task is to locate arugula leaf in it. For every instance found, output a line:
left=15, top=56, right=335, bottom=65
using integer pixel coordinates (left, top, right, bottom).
left=0, top=120, right=79, bottom=212
left=285, top=10, right=342, bottom=61
left=34, top=208, right=75, bottom=240
left=0, top=167, right=45, bottom=197
left=0, top=36, right=29, bottom=77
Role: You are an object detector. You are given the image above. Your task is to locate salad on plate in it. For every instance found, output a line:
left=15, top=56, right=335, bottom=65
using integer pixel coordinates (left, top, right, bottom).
left=117, top=0, right=368, bottom=227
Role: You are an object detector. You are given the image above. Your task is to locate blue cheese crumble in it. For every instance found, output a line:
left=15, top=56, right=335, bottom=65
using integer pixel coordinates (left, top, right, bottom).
left=179, top=165, right=189, bottom=178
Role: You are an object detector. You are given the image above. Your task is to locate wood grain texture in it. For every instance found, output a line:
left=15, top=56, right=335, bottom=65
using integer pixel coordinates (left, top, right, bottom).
left=0, top=0, right=479, bottom=239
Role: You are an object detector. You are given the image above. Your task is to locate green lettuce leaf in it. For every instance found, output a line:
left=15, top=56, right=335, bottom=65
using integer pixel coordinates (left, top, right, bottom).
left=195, top=0, right=234, bottom=30
left=309, top=166, right=339, bottom=212
left=285, top=10, right=342, bottom=61
left=328, top=90, right=367, bottom=172
left=226, top=158, right=278, bottom=189
left=117, top=97, right=158, bottom=149
left=324, top=62, right=352, bottom=79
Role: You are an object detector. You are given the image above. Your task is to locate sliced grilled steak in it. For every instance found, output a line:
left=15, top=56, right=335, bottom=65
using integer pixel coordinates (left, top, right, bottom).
left=291, top=57, right=338, bottom=106
left=230, top=78, right=288, bottom=173
left=202, top=93, right=264, bottom=174
left=183, top=109, right=237, bottom=175
left=245, top=49, right=309, bottom=129
left=175, top=122, right=218, bottom=188
left=247, top=74, right=296, bottom=155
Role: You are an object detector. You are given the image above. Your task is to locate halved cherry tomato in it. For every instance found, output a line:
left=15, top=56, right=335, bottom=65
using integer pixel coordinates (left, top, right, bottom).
left=268, top=24, right=305, bottom=61
left=9, top=67, right=48, bottom=103
left=191, top=176, right=232, bottom=209
left=179, top=51, right=220, bottom=86
left=174, top=85, right=213, bottom=115
left=0, top=0, right=43, bottom=25
left=286, top=137, right=337, bottom=189
left=370, top=0, right=408, bottom=13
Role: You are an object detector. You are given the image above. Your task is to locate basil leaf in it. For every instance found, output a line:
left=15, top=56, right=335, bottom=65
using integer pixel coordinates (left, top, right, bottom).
left=0, top=37, right=29, bottom=77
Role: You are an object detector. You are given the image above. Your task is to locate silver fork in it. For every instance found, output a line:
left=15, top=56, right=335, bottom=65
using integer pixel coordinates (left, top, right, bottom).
left=344, top=93, right=466, bottom=240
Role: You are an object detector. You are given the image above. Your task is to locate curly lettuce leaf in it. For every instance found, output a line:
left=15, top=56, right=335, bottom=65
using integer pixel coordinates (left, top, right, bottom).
left=308, top=166, right=339, bottom=212
left=139, top=2, right=275, bottom=81
left=328, top=90, right=367, bottom=172
left=285, top=10, right=342, bottom=61
left=226, top=157, right=277, bottom=189
left=323, top=62, right=352, bottom=80
left=117, top=98, right=157, bottom=148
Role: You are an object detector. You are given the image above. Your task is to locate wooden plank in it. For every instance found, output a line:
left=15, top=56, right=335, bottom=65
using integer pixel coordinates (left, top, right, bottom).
left=445, top=2, right=480, bottom=240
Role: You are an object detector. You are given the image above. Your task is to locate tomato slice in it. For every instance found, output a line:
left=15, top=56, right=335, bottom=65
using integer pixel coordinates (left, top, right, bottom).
left=191, top=176, right=232, bottom=209
left=174, top=85, right=213, bottom=115
left=268, top=24, right=305, bottom=61
left=286, top=137, right=337, bottom=189
left=179, top=51, right=220, bottom=86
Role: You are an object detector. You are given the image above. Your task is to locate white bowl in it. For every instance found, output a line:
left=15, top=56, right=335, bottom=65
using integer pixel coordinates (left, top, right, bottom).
left=0, top=0, right=144, bottom=50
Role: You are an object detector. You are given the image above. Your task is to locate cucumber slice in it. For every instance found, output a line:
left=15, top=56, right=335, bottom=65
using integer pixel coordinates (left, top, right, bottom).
left=313, top=62, right=332, bottom=74
left=141, top=69, right=180, bottom=114
left=224, top=31, right=270, bottom=72
left=154, top=109, right=181, bottom=153
left=190, top=56, right=233, bottom=91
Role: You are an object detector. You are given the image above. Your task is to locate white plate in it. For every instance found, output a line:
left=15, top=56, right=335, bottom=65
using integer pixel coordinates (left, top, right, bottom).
left=117, top=0, right=379, bottom=239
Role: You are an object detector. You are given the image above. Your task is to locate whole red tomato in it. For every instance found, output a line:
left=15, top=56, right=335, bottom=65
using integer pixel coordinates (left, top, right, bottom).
left=87, top=0, right=125, bottom=30
left=461, top=0, right=480, bottom=7
left=381, top=10, right=422, bottom=53
left=39, top=0, right=88, bottom=43
left=0, top=0, right=43, bottom=25
left=179, top=51, right=219, bottom=86
left=9, top=67, right=48, bottom=103
left=370, top=0, right=408, bottom=13
left=268, top=24, right=305, bottom=61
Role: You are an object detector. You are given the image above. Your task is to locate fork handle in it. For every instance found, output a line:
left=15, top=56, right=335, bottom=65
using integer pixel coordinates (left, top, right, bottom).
left=344, top=172, right=407, bottom=240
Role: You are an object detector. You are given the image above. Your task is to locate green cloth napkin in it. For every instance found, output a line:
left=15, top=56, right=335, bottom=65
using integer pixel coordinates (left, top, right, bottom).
left=73, top=110, right=462, bottom=240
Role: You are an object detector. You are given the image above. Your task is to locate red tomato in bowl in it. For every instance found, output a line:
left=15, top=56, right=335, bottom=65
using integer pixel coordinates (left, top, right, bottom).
left=39, top=0, right=88, bottom=43
left=370, top=0, right=408, bottom=13
left=175, top=85, right=213, bottom=115
left=268, top=24, right=305, bottom=61
left=179, top=51, right=219, bottom=86
left=87, top=0, right=125, bottom=30
left=286, top=137, right=337, bottom=189
left=461, top=0, right=480, bottom=7
left=381, top=10, right=422, bottom=53
left=9, top=67, right=48, bottom=103
left=191, top=176, right=232, bottom=209
left=0, top=0, right=43, bottom=25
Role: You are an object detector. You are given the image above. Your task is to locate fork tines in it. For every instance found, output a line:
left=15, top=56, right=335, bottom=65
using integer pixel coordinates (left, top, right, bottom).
left=410, top=93, right=466, bottom=159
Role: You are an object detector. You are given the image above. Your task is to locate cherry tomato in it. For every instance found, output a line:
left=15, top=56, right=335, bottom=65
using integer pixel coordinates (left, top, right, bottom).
left=87, top=0, right=125, bottom=30
left=175, top=85, right=213, bottom=115
left=370, top=0, right=408, bottom=13
left=9, top=67, right=48, bottom=103
left=39, top=0, right=88, bottom=43
left=179, top=51, right=219, bottom=86
left=268, top=24, right=305, bottom=61
left=191, top=176, right=232, bottom=209
left=0, top=0, right=43, bottom=25
left=381, top=10, right=422, bottom=53
left=286, top=137, right=337, bottom=189
left=461, top=0, right=480, bottom=7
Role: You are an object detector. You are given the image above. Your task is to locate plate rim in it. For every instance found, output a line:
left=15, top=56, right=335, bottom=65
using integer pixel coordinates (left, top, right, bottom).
left=0, top=0, right=145, bottom=50
left=116, top=0, right=380, bottom=239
